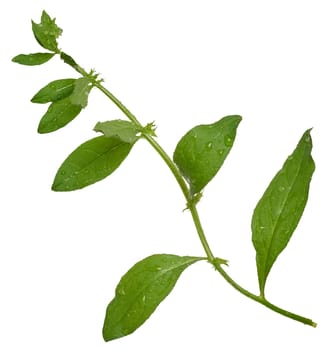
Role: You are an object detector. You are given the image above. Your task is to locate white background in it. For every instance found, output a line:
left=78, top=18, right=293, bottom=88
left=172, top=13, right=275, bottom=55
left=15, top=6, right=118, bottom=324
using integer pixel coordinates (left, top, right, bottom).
left=1, top=0, right=326, bottom=349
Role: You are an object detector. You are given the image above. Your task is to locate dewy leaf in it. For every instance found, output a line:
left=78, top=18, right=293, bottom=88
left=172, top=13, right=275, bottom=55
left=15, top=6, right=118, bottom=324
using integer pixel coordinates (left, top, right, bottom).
left=12, top=53, right=55, bottom=66
left=32, top=10, right=62, bottom=52
left=31, top=79, right=76, bottom=103
left=69, top=77, right=92, bottom=108
left=94, top=120, right=140, bottom=143
left=52, top=135, right=134, bottom=191
left=36, top=78, right=93, bottom=133
left=251, top=129, right=315, bottom=296
left=173, top=115, right=241, bottom=196
left=102, top=254, right=203, bottom=342
left=37, top=98, right=82, bottom=133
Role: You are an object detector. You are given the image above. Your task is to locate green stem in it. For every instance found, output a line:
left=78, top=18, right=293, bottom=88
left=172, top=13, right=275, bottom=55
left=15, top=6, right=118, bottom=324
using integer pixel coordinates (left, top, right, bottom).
left=187, top=202, right=215, bottom=261
left=90, top=73, right=216, bottom=260
left=144, top=135, right=216, bottom=262
left=93, top=82, right=142, bottom=128
left=91, top=76, right=216, bottom=261
left=214, top=262, right=316, bottom=327
left=62, top=53, right=316, bottom=327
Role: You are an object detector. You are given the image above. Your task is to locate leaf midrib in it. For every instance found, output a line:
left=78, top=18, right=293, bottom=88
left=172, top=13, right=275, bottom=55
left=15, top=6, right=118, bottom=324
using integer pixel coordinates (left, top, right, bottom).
left=61, top=140, right=130, bottom=185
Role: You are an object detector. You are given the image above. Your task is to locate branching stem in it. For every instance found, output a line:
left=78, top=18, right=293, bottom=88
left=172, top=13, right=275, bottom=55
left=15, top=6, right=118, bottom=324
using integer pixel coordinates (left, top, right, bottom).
left=61, top=52, right=316, bottom=328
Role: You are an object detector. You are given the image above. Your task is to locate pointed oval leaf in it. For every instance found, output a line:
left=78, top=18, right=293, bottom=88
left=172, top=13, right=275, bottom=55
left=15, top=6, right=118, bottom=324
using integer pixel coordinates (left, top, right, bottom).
left=32, top=11, right=62, bottom=52
left=37, top=98, right=82, bottom=133
left=31, top=79, right=76, bottom=103
left=173, top=115, right=241, bottom=195
left=102, top=254, right=203, bottom=342
left=52, top=136, right=134, bottom=191
left=94, top=120, right=140, bottom=143
left=251, top=129, right=315, bottom=296
left=12, top=53, right=55, bottom=66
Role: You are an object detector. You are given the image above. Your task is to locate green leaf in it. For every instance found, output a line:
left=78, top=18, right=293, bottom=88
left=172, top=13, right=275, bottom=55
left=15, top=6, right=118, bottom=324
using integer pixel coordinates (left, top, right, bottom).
left=52, top=136, right=134, bottom=191
left=12, top=53, right=55, bottom=66
left=94, top=120, right=140, bottom=143
left=69, top=77, right=92, bottom=108
left=102, top=254, right=203, bottom=342
left=32, top=10, right=62, bottom=52
left=173, top=115, right=241, bottom=196
left=36, top=78, right=93, bottom=133
left=31, top=79, right=76, bottom=103
left=37, top=98, right=82, bottom=133
left=251, top=129, right=315, bottom=296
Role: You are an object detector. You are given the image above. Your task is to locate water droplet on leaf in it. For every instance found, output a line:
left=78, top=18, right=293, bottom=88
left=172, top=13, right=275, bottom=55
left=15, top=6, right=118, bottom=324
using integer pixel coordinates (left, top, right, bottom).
left=122, top=328, right=129, bottom=335
left=224, top=135, right=233, bottom=146
left=206, top=141, right=213, bottom=149
left=117, top=287, right=126, bottom=296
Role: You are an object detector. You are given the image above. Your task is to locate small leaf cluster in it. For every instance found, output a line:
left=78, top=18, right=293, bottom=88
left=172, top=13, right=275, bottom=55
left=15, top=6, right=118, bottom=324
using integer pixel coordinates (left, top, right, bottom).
left=13, top=10, right=317, bottom=344
left=12, top=11, right=61, bottom=65
left=32, top=77, right=93, bottom=133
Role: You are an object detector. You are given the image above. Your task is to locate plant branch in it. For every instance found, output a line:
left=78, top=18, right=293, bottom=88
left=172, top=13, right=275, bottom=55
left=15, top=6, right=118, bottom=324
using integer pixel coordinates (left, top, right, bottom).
left=90, top=70, right=216, bottom=261
left=61, top=52, right=316, bottom=328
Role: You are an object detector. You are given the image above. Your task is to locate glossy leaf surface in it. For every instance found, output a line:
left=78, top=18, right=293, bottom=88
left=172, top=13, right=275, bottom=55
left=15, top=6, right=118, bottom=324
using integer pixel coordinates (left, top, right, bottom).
left=173, top=115, right=241, bottom=195
left=103, top=254, right=203, bottom=342
left=94, top=120, right=140, bottom=143
left=31, top=79, right=76, bottom=103
left=52, top=136, right=134, bottom=191
left=37, top=98, right=82, bottom=133
left=32, top=10, right=62, bottom=52
left=12, top=53, right=55, bottom=66
left=252, top=129, right=315, bottom=296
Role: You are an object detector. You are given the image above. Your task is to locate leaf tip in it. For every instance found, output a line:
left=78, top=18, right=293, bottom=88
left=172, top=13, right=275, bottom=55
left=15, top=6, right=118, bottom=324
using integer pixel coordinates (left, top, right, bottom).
left=301, top=128, right=314, bottom=148
left=51, top=176, right=61, bottom=191
left=30, top=96, right=38, bottom=103
left=102, top=319, right=124, bottom=342
left=51, top=180, right=65, bottom=192
left=226, top=114, right=242, bottom=123
left=102, top=329, right=113, bottom=342
left=37, top=123, right=47, bottom=134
